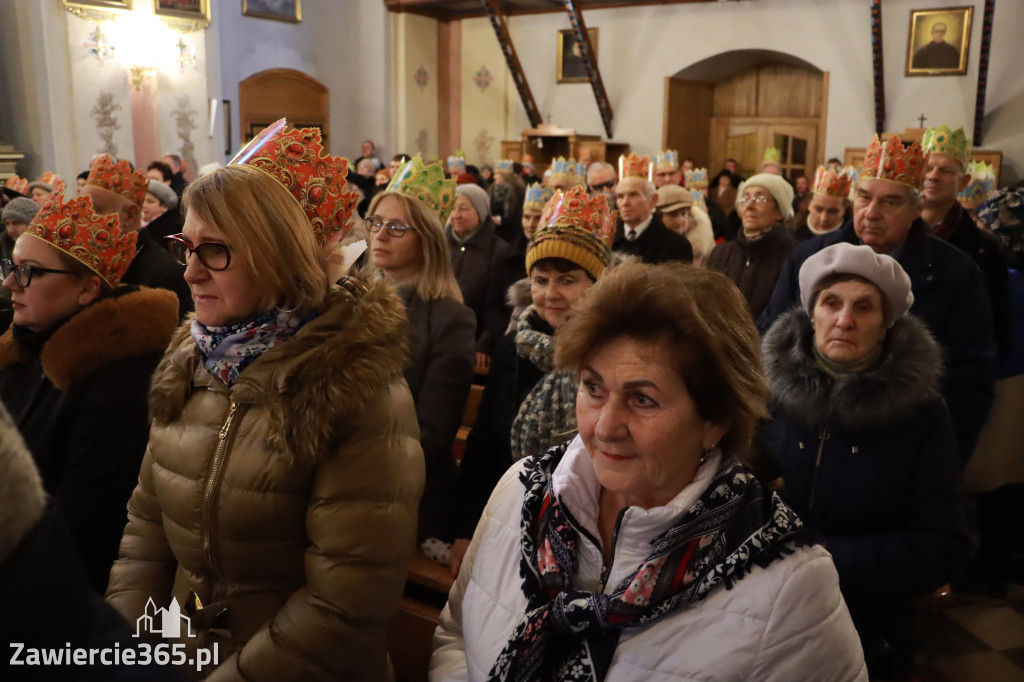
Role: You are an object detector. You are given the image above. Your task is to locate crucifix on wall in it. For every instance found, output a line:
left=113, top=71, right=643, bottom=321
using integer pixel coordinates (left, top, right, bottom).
left=918, top=114, right=928, bottom=127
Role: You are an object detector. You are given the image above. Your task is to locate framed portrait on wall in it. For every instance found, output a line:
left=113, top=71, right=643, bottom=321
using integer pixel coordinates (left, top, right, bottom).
left=61, top=0, right=132, bottom=18
left=243, top=0, right=302, bottom=23
left=154, top=0, right=210, bottom=30
left=557, top=28, right=597, bottom=84
left=905, top=6, right=972, bottom=76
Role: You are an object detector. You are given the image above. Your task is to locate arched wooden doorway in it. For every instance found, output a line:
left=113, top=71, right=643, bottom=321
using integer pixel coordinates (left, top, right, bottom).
left=239, top=69, right=330, bottom=150
left=664, top=50, right=827, bottom=180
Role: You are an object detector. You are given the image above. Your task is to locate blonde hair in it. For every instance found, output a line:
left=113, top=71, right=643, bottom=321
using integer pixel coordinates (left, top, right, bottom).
left=182, top=165, right=329, bottom=316
left=366, top=192, right=462, bottom=303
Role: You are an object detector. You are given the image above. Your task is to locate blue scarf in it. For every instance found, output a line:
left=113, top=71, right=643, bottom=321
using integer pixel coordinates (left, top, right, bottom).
left=191, top=309, right=309, bottom=387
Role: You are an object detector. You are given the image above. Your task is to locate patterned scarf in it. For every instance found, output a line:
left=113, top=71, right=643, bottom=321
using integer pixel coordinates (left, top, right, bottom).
left=510, top=306, right=580, bottom=462
left=191, top=309, right=309, bottom=387
left=487, top=442, right=812, bottom=682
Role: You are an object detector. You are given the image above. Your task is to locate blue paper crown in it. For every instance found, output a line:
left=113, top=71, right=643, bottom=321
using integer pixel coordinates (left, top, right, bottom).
left=550, top=157, right=585, bottom=179
left=496, top=159, right=515, bottom=172
left=684, top=168, right=708, bottom=189
left=524, top=182, right=554, bottom=211
left=447, top=155, right=466, bottom=174
left=655, top=150, right=679, bottom=170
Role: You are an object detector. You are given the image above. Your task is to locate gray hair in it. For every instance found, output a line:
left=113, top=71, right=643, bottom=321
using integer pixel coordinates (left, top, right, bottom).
left=586, top=161, right=616, bottom=182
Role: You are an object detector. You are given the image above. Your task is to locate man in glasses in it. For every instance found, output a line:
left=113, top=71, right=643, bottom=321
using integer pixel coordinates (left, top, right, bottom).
left=82, top=155, right=193, bottom=320
left=586, top=162, right=617, bottom=206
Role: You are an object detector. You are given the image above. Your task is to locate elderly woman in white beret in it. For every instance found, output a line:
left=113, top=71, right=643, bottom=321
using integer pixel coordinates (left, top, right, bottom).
left=706, top=173, right=796, bottom=317
left=141, top=179, right=181, bottom=241
left=761, top=242, right=970, bottom=681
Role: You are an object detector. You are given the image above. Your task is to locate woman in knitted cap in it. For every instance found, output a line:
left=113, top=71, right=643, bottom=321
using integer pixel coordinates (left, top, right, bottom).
left=0, top=184, right=179, bottom=593
left=451, top=185, right=615, bottom=577
left=761, top=242, right=969, bottom=680
left=366, top=155, right=476, bottom=543
left=706, top=173, right=797, bottom=317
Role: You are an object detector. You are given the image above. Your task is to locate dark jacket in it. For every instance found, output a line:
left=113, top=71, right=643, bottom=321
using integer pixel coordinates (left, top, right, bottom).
left=484, top=231, right=529, bottom=348
left=454, top=309, right=551, bottom=540
left=761, top=309, right=969, bottom=674
left=0, top=287, right=179, bottom=592
left=121, top=230, right=194, bottom=321
left=398, top=285, right=475, bottom=541
left=169, top=171, right=187, bottom=199
left=447, top=219, right=507, bottom=355
left=613, top=213, right=693, bottom=264
left=143, top=205, right=183, bottom=244
left=706, top=224, right=794, bottom=319
left=761, top=220, right=997, bottom=462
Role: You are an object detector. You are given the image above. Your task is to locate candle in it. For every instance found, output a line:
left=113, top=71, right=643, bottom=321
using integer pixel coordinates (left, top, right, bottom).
left=618, top=156, right=623, bottom=179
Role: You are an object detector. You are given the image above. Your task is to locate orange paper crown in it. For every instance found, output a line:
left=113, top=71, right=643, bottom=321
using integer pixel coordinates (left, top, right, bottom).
left=859, top=135, right=925, bottom=190
left=26, top=183, right=137, bottom=288
left=529, top=185, right=616, bottom=280
left=85, top=155, right=148, bottom=207
left=812, top=165, right=856, bottom=198
left=618, top=153, right=651, bottom=180
left=4, top=175, right=29, bottom=195
left=231, top=119, right=361, bottom=247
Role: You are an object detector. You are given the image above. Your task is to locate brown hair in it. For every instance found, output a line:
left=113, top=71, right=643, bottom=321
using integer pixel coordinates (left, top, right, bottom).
left=555, top=261, right=767, bottom=459
left=182, top=165, right=329, bottom=316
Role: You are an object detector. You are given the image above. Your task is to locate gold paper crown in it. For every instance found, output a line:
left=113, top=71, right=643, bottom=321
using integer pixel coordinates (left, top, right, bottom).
left=86, top=155, right=148, bottom=207
left=812, top=166, right=856, bottom=198
left=860, top=135, right=926, bottom=190
left=959, top=161, right=996, bottom=208
left=549, top=157, right=586, bottom=187
left=922, top=124, right=971, bottom=168
left=619, top=153, right=651, bottom=180
left=528, top=185, right=616, bottom=280
left=763, top=147, right=782, bottom=163
left=684, top=168, right=708, bottom=189
left=386, top=155, right=457, bottom=223
left=523, top=183, right=554, bottom=212
left=654, top=150, right=679, bottom=171
left=4, top=175, right=28, bottom=195
left=26, top=183, right=137, bottom=288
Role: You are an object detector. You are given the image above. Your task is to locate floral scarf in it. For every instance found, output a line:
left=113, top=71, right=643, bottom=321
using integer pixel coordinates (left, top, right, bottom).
left=191, top=309, right=309, bottom=387
left=510, top=306, right=580, bottom=462
left=486, top=441, right=813, bottom=682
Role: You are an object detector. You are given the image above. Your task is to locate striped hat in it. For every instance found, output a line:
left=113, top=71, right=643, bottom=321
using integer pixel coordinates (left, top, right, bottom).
left=526, top=185, right=616, bottom=280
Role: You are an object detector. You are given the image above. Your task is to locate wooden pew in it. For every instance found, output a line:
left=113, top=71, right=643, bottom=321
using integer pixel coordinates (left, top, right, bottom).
left=387, top=551, right=456, bottom=682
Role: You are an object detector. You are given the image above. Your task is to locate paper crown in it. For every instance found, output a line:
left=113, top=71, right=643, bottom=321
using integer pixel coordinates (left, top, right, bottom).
left=690, top=188, right=707, bottom=208
left=38, top=171, right=62, bottom=186
left=231, top=119, right=361, bottom=248
left=618, top=153, right=651, bottom=180
left=386, top=154, right=457, bottom=223
left=4, top=175, right=28, bottom=195
left=684, top=168, right=708, bottom=189
left=523, top=182, right=554, bottom=212
left=860, top=135, right=926, bottom=190
left=549, top=157, right=586, bottom=187
left=812, top=165, right=856, bottom=198
left=496, top=159, right=515, bottom=172
left=959, top=161, right=996, bottom=209
left=655, top=150, right=680, bottom=171
left=85, top=155, right=148, bottom=207
left=447, top=155, right=467, bottom=174
left=528, top=185, right=616, bottom=280
left=763, top=147, right=782, bottom=163
left=25, top=183, right=137, bottom=288
left=922, top=124, right=971, bottom=167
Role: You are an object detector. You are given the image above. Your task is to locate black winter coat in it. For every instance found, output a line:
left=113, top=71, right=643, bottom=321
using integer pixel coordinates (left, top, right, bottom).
left=705, top=224, right=794, bottom=319
left=761, top=309, right=970, bottom=673
left=760, top=220, right=997, bottom=462
left=447, top=219, right=507, bottom=355
left=121, top=230, right=193, bottom=321
left=0, top=287, right=179, bottom=592
left=612, top=213, right=693, bottom=264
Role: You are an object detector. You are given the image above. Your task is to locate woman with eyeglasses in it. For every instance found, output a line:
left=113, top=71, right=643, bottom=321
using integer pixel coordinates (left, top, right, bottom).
left=106, top=130, right=424, bottom=681
left=706, top=173, right=797, bottom=318
left=0, top=185, right=179, bottom=593
left=366, top=156, right=475, bottom=542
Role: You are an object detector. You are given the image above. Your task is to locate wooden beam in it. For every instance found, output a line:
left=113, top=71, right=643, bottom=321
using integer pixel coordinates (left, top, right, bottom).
left=478, top=0, right=543, bottom=128
left=869, top=0, right=885, bottom=134
left=438, top=20, right=462, bottom=156
left=973, top=0, right=994, bottom=144
left=563, top=0, right=613, bottom=138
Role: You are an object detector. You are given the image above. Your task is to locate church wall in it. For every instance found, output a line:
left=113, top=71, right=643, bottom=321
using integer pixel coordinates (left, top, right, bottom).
left=459, top=0, right=1023, bottom=183
left=393, top=12, right=440, bottom=160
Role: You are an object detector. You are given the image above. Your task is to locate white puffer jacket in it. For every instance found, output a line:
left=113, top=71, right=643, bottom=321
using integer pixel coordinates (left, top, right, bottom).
left=431, top=437, right=867, bottom=682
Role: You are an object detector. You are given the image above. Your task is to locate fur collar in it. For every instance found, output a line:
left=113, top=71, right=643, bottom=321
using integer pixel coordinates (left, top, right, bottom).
left=148, top=275, right=410, bottom=467
left=762, top=307, right=943, bottom=432
left=0, top=287, right=179, bottom=391
left=506, top=277, right=531, bottom=309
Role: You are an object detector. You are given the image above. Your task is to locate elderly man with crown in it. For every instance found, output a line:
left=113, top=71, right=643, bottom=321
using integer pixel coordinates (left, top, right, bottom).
left=82, top=155, right=193, bottom=320
left=920, top=124, right=1011, bottom=364
left=763, top=133, right=996, bottom=464
left=612, top=153, right=692, bottom=264
left=0, top=184, right=179, bottom=592
left=653, top=149, right=683, bottom=188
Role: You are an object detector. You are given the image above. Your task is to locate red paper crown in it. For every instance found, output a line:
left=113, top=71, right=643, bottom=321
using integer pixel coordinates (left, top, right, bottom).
left=619, top=153, right=651, bottom=180
left=85, top=155, right=148, bottom=207
left=529, top=185, right=617, bottom=279
left=860, top=135, right=925, bottom=190
left=39, top=171, right=62, bottom=186
left=26, top=183, right=137, bottom=288
left=4, top=175, right=29, bottom=195
left=812, top=166, right=855, bottom=198
left=538, top=185, right=617, bottom=246
left=232, top=119, right=361, bottom=247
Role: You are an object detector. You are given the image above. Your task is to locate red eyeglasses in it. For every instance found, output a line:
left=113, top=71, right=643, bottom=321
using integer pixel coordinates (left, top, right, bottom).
left=165, top=234, right=231, bottom=271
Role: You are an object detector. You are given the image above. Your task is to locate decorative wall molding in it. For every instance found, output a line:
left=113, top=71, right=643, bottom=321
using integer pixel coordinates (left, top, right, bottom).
left=90, top=91, right=122, bottom=157
left=172, top=96, right=198, bottom=174
left=415, top=65, right=429, bottom=89
left=474, top=128, right=495, bottom=161
left=473, top=66, right=493, bottom=92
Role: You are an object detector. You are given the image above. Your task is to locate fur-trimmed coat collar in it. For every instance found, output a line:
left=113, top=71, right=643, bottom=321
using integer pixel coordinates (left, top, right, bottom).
left=0, top=287, right=179, bottom=391
left=148, top=275, right=410, bottom=467
left=763, top=307, right=944, bottom=432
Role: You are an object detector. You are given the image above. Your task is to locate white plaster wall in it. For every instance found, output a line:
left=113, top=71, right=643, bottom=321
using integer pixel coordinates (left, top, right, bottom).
left=460, top=0, right=1023, bottom=183
left=393, top=12, right=439, bottom=159
left=460, top=18, right=509, bottom=166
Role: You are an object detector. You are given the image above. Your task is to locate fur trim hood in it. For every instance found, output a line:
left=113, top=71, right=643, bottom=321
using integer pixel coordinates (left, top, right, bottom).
left=763, top=307, right=944, bottom=432
left=0, top=405, right=45, bottom=563
left=149, top=275, right=410, bottom=467
left=506, top=277, right=531, bottom=309
left=0, top=287, right=179, bottom=391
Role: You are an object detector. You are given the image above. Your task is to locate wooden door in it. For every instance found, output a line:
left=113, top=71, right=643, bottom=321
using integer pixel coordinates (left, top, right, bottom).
left=767, top=123, right=818, bottom=180
left=239, top=69, right=329, bottom=150
left=711, top=118, right=819, bottom=180
left=663, top=78, right=714, bottom=167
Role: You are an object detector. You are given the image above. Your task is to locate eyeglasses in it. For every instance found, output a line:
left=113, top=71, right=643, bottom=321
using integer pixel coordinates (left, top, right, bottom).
left=739, top=194, right=774, bottom=206
left=589, top=180, right=616, bottom=191
left=366, top=216, right=411, bottom=238
left=165, top=234, right=231, bottom=271
left=1, top=259, right=78, bottom=288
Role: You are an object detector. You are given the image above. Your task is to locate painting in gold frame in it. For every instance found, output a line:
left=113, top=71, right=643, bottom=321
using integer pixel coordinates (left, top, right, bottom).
left=243, top=0, right=302, bottom=23
left=154, top=0, right=211, bottom=30
left=61, top=0, right=132, bottom=18
left=906, top=6, right=972, bottom=76
left=557, top=28, right=597, bottom=84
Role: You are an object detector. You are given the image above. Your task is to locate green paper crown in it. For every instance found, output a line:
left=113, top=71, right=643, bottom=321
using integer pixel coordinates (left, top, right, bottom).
left=922, top=124, right=971, bottom=167
left=385, top=154, right=457, bottom=223
left=763, top=147, right=781, bottom=162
